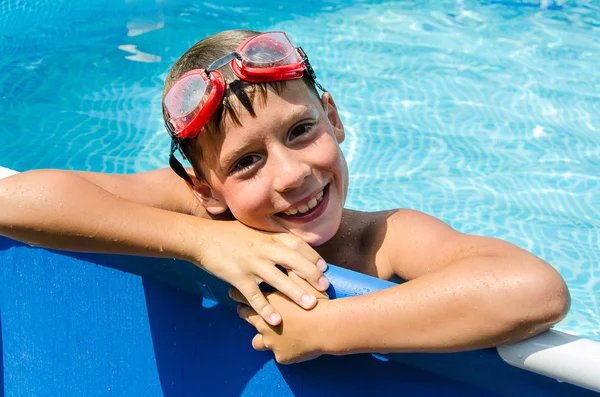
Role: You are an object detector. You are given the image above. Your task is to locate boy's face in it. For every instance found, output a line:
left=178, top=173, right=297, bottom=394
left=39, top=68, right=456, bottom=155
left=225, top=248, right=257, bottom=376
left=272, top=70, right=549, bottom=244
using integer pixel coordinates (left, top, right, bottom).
left=193, top=80, right=348, bottom=246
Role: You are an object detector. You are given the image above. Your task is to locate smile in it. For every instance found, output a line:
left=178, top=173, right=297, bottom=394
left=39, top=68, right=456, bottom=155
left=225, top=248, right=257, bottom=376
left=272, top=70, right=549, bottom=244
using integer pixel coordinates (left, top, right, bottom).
left=283, top=190, right=324, bottom=215
left=277, top=184, right=330, bottom=222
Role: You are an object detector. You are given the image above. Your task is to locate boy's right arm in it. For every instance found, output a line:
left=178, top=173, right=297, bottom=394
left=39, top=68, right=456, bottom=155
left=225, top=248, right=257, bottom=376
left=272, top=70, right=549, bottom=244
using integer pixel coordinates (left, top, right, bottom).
left=0, top=169, right=329, bottom=325
left=73, top=168, right=208, bottom=217
left=0, top=168, right=207, bottom=251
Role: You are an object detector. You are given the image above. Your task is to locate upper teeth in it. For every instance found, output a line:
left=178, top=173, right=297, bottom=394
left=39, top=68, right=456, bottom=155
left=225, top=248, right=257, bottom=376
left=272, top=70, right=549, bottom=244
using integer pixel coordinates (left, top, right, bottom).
left=284, top=190, right=324, bottom=216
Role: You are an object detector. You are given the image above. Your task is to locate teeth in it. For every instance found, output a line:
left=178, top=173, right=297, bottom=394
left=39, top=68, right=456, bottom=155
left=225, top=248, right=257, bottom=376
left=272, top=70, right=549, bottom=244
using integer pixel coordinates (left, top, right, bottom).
left=283, top=189, right=325, bottom=216
left=297, top=204, right=310, bottom=214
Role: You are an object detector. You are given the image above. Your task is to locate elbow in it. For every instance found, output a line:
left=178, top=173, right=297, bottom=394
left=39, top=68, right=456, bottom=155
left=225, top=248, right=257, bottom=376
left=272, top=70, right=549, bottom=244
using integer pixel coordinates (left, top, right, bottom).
left=513, top=264, right=571, bottom=334
left=543, top=275, right=571, bottom=326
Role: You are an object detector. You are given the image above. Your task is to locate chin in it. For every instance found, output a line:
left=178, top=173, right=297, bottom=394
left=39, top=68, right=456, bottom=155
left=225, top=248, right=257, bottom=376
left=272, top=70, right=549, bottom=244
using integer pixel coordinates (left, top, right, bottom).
left=302, top=233, right=332, bottom=247
left=293, top=220, right=341, bottom=247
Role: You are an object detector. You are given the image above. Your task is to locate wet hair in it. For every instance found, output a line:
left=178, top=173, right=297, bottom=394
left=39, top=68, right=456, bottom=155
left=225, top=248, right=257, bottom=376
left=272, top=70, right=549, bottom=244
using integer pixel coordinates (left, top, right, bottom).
left=162, top=29, right=320, bottom=180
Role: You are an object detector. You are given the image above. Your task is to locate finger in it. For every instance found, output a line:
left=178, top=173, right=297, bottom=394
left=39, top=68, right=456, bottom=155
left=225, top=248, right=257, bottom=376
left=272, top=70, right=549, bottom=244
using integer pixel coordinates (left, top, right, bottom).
left=260, top=263, right=319, bottom=310
left=267, top=238, right=330, bottom=292
left=237, top=282, right=282, bottom=326
left=273, top=234, right=328, bottom=272
left=288, top=271, right=329, bottom=299
left=252, top=333, right=268, bottom=351
left=237, top=304, right=260, bottom=325
left=228, top=287, right=249, bottom=305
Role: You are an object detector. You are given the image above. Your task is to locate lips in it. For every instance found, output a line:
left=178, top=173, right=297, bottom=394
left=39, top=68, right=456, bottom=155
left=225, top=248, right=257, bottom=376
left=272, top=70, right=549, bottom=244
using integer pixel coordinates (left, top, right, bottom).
left=276, top=184, right=330, bottom=223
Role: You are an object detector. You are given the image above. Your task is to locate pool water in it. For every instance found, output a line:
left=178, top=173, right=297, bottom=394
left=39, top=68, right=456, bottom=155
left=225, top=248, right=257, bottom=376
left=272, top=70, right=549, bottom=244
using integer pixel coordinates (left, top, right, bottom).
left=0, top=0, right=598, bottom=341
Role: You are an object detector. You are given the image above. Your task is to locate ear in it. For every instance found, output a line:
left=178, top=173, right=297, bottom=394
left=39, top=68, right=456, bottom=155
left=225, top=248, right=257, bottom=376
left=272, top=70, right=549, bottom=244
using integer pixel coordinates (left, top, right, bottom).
left=185, top=171, right=229, bottom=215
left=321, top=92, right=345, bottom=144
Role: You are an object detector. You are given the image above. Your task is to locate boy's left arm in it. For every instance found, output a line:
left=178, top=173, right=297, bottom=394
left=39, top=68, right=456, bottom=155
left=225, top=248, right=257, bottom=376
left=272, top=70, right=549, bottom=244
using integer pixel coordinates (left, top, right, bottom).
left=234, top=209, right=570, bottom=364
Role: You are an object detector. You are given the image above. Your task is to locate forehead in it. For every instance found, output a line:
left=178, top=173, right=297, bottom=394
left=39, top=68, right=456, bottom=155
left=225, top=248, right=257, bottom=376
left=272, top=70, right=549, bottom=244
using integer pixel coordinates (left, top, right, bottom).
left=228, top=80, right=320, bottom=132
left=197, top=79, right=322, bottom=163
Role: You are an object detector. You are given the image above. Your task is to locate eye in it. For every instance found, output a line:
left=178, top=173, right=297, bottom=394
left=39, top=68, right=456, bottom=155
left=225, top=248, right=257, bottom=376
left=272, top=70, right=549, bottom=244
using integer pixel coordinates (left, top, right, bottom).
left=232, top=154, right=261, bottom=174
left=289, top=122, right=315, bottom=141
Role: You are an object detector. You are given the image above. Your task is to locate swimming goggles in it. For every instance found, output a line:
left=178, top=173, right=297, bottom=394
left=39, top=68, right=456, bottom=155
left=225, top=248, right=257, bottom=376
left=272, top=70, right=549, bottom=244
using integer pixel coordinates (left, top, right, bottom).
left=162, top=31, right=326, bottom=183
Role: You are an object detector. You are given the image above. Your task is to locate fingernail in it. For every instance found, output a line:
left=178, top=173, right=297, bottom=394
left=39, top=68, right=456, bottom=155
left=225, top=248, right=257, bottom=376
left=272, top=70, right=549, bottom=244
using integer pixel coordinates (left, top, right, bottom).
left=318, top=276, right=330, bottom=290
left=269, top=312, right=281, bottom=325
left=317, top=259, right=328, bottom=272
left=302, top=294, right=316, bottom=307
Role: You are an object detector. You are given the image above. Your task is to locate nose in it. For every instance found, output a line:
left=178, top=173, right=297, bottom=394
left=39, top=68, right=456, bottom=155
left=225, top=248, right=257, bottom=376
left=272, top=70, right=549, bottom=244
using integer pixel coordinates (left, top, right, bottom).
left=272, top=148, right=312, bottom=193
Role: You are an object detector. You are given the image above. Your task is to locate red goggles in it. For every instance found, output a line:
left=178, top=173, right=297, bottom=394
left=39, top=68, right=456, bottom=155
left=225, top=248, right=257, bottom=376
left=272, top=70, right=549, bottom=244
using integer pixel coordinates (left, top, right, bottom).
left=163, top=31, right=325, bottom=141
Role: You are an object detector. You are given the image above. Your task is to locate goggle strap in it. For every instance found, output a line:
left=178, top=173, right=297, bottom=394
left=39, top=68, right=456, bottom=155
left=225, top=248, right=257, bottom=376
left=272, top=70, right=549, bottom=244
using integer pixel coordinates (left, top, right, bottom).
left=169, top=138, right=184, bottom=159
left=312, top=77, right=327, bottom=93
left=169, top=153, right=194, bottom=185
left=169, top=139, right=194, bottom=184
left=297, top=47, right=327, bottom=93
left=206, top=52, right=241, bottom=73
left=165, top=120, right=181, bottom=141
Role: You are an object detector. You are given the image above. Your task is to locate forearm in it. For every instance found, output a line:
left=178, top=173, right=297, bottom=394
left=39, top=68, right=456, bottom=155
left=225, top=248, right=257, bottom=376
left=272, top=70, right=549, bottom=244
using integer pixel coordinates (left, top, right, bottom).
left=73, top=169, right=205, bottom=216
left=0, top=170, right=206, bottom=262
left=318, top=255, right=569, bottom=355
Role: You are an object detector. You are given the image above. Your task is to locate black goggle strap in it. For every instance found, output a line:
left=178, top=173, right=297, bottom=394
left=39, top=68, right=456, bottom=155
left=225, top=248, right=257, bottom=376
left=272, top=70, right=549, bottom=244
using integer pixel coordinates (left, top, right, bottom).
left=297, top=47, right=327, bottom=93
left=169, top=140, right=194, bottom=185
left=165, top=121, right=194, bottom=185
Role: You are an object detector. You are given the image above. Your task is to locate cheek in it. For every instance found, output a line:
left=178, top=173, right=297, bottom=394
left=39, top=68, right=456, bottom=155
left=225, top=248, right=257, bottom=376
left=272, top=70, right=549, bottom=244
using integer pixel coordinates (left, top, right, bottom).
left=221, top=183, right=271, bottom=220
left=313, top=136, right=346, bottom=174
left=315, top=136, right=349, bottom=203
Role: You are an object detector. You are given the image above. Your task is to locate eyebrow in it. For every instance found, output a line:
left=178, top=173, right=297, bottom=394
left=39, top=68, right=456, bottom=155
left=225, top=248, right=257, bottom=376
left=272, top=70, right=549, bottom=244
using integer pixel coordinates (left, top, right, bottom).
left=219, top=104, right=317, bottom=172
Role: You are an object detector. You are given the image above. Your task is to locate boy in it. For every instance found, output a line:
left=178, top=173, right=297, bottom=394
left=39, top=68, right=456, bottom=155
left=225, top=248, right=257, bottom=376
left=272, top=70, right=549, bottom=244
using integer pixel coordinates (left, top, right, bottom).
left=0, top=30, right=569, bottom=364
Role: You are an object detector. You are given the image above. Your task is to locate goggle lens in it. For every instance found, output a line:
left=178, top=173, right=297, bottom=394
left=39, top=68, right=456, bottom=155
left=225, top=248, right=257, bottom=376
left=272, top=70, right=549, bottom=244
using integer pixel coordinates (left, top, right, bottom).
left=241, top=32, right=297, bottom=68
left=163, top=73, right=211, bottom=132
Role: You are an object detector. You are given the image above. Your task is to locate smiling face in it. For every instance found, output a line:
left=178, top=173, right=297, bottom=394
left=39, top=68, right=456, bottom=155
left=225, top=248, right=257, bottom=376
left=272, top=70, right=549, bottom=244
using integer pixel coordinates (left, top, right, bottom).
left=191, top=80, right=348, bottom=246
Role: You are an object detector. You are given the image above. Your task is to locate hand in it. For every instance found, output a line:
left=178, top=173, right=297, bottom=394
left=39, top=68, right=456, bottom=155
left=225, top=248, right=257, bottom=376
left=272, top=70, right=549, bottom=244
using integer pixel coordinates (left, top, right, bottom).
left=194, top=221, right=330, bottom=326
left=230, top=272, right=330, bottom=364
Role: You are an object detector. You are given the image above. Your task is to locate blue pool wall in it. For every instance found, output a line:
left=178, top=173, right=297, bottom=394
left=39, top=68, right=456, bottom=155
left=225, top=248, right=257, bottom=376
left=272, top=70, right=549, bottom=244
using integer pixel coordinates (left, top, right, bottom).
left=1, top=236, right=596, bottom=397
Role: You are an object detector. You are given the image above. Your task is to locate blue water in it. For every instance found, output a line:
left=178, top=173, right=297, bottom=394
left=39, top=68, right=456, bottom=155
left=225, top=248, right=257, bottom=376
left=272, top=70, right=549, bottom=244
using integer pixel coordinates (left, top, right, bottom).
left=0, top=0, right=598, bottom=341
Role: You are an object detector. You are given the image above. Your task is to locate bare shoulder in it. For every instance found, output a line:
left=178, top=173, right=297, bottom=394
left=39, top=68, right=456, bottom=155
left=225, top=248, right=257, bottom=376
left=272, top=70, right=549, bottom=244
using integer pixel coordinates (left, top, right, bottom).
left=378, top=208, right=538, bottom=281
left=322, top=208, right=528, bottom=281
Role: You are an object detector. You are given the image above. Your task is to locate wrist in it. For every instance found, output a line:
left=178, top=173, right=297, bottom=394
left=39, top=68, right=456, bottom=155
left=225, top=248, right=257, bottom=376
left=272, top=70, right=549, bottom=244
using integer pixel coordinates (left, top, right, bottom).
left=183, top=216, right=214, bottom=266
left=312, top=299, right=347, bottom=356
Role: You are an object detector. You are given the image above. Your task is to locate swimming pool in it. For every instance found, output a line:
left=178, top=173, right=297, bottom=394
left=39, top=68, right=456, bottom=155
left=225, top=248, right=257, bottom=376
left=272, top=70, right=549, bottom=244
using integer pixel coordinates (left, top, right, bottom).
left=0, top=0, right=598, bottom=346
